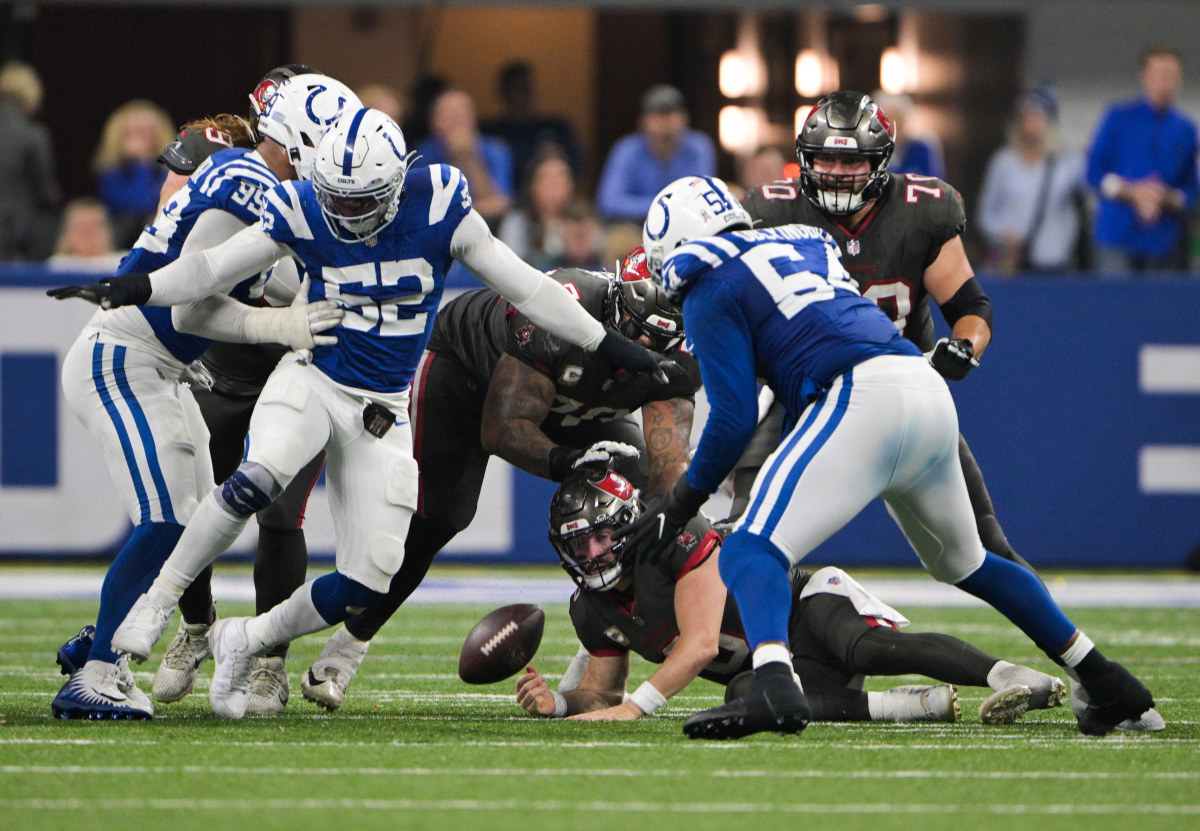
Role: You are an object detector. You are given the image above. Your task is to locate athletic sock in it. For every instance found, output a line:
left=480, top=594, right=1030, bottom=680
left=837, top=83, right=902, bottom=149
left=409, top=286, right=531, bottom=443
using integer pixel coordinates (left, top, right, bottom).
left=717, top=532, right=793, bottom=648
left=91, top=523, right=185, bottom=662
left=157, top=492, right=250, bottom=593
left=954, top=552, right=1076, bottom=652
left=254, top=527, right=310, bottom=658
left=244, top=581, right=331, bottom=655
left=177, top=566, right=216, bottom=626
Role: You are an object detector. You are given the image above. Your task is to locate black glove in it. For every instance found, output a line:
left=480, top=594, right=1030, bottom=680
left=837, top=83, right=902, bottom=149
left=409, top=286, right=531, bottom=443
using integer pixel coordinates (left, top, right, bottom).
left=616, top=475, right=709, bottom=564
left=595, top=326, right=674, bottom=385
left=547, top=441, right=640, bottom=483
left=928, top=337, right=979, bottom=381
left=47, top=273, right=152, bottom=310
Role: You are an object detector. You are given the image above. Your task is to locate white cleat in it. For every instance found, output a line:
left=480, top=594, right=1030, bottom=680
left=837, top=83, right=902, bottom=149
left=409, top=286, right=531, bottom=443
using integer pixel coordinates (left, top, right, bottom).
left=208, top=618, right=255, bottom=720
left=112, top=590, right=176, bottom=663
left=245, top=656, right=290, bottom=716
left=152, top=620, right=212, bottom=702
left=1070, top=676, right=1165, bottom=732
left=301, top=626, right=369, bottom=712
left=881, top=684, right=961, bottom=723
left=987, top=661, right=1067, bottom=710
left=979, top=684, right=1033, bottom=724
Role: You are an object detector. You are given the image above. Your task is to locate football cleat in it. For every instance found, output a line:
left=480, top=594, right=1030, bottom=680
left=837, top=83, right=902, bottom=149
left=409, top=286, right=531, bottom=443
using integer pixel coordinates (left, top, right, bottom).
left=1074, top=660, right=1156, bottom=736
left=987, top=661, right=1067, bottom=710
left=152, top=620, right=213, bottom=702
left=882, top=684, right=961, bottom=723
left=208, top=617, right=256, bottom=720
left=245, top=656, right=290, bottom=716
left=302, top=626, right=369, bottom=711
left=684, top=662, right=809, bottom=740
left=51, top=659, right=154, bottom=720
left=112, top=590, right=176, bottom=663
left=1071, top=675, right=1164, bottom=732
left=56, top=625, right=95, bottom=675
left=979, top=684, right=1033, bottom=725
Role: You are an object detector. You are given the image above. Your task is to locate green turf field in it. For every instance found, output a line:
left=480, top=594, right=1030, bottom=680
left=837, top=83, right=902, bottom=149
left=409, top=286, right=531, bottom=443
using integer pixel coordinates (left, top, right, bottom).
left=1, top=576, right=1197, bottom=831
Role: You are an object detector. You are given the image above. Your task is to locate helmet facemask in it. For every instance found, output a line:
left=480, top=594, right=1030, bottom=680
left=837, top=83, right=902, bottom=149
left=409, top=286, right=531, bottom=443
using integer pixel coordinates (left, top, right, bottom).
left=549, top=470, right=641, bottom=592
left=796, top=91, right=895, bottom=215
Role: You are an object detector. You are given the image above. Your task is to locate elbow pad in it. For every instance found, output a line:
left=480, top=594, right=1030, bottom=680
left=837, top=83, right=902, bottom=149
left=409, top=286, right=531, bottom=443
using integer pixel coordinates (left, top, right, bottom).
left=938, top=277, right=993, bottom=331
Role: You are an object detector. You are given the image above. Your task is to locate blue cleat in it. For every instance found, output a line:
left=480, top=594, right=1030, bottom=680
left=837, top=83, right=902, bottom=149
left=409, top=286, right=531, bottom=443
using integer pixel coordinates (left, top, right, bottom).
left=51, top=659, right=153, bottom=720
left=55, top=625, right=95, bottom=675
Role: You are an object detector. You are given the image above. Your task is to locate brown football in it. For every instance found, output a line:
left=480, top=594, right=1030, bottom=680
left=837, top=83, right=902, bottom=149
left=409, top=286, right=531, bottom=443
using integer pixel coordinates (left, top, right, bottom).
left=458, top=603, right=546, bottom=685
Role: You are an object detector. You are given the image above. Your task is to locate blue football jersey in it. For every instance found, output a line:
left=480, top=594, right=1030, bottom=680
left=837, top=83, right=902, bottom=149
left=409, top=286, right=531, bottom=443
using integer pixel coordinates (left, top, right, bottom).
left=666, top=224, right=921, bottom=494
left=259, top=163, right=473, bottom=393
left=119, top=148, right=280, bottom=362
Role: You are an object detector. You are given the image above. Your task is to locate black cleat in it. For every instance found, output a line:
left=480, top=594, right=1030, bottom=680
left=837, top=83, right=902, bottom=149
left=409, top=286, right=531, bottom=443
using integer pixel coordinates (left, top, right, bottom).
left=685, top=663, right=810, bottom=740
left=1075, top=660, right=1155, bottom=737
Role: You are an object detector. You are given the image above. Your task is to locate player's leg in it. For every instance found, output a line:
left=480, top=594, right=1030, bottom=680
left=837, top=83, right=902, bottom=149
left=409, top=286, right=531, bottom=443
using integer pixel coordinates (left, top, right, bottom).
left=958, top=433, right=1040, bottom=575
left=885, top=365, right=1154, bottom=734
left=112, top=358, right=331, bottom=663
left=212, top=383, right=415, bottom=718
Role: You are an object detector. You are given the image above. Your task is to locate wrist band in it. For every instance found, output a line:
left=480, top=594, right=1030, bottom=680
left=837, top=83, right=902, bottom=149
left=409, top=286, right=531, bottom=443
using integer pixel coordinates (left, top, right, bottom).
left=550, top=689, right=568, bottom=718
left=629, top=681, right=667, bottom=715
left=1100, top=173, right=1123, bottom=200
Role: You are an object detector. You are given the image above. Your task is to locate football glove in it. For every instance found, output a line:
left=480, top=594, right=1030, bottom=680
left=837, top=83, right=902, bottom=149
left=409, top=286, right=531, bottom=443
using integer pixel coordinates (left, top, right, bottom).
left=616, top=475, right=709, bottom=564
left=928, top=337, right=979, bottom=381
left=547, top=441, right=640, bottom=482
left=47, top=273, right=152, bottom=309
left=595, top=326, right=675, bottom=385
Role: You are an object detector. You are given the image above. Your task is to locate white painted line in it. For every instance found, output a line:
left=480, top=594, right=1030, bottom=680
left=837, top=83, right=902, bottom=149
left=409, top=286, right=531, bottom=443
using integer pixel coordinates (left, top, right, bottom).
left=1140, top=445, right=1200, bottom=493
left=1140, top=345, right=1200, bottom=393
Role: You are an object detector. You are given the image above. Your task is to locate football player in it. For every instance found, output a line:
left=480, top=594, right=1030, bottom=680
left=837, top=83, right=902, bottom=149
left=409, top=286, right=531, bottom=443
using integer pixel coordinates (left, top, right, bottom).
left=618, top=175, right=1154, bottom=739
left=63, top=105, right=670, bottom=719
left=517, top=468, right=1067, bottom=725
left=735, top=91, right=1162, bottom=731
left=47, top=76, right=353, bottom=720
left=301, top=247, right=699, bottom=712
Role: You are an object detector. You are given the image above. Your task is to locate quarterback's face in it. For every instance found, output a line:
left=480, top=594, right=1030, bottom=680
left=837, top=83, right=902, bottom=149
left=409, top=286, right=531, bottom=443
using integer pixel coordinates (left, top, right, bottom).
left=566, top=527, right=619, bottom=574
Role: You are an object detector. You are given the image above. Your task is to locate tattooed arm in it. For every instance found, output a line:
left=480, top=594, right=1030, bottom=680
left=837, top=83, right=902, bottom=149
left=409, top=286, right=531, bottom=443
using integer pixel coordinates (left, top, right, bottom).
left=480, top=353, right=559, bottom=478
left=640, top=397, right=695, bottom=495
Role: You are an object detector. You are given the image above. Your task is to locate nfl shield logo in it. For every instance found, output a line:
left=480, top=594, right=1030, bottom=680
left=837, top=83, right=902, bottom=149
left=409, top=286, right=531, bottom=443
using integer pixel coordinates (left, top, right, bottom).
left=846, top=239, right=861, bottom=256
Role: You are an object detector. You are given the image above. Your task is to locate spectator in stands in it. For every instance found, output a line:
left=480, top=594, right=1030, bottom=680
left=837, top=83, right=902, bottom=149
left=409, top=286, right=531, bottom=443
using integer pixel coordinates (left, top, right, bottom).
left=497, top=147, right=579, bottom=270
left=871, top=90, right=946, bottom=179
left=595, top=84, right=715, bottom=224
left=415, top=87, right=514, bottom=224
left=46, top=197, right=125, bottom=273
left=480, top=60, right=583, bottom=180
left=0, top=60, right=60, bottom=261
left=977, top=85, right=1089, bottom=273
left=1086, top=44, right=1199, bottom=274
left=555, top=199, right=607, bottom=271
left=733, top=145, right=790, bottom=198
left=92, top=99, right=174, bottom=249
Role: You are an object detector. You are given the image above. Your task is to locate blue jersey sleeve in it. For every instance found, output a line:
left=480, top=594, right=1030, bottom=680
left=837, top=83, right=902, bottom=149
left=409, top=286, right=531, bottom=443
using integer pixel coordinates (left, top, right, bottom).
left=682, top=279, right=762, bottom=495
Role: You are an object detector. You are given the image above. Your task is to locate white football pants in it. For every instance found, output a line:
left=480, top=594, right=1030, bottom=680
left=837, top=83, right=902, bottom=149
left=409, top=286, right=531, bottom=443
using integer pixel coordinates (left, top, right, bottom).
left=735, top=354, right=987, bottom=585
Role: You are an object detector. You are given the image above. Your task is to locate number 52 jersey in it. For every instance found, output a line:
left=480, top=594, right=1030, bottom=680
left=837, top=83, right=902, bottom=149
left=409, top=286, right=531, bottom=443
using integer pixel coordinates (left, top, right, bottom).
left=742, top=172, right=966, bottom=353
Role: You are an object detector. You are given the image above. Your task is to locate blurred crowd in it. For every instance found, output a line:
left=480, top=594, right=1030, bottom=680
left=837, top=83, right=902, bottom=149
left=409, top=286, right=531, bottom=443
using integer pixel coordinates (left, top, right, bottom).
left=2, top=46, right=1198, bottom=278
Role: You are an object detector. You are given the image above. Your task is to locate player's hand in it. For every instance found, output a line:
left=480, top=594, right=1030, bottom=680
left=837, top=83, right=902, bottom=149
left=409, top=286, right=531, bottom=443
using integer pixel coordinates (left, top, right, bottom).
left=616, top=475, right=709, bottom=564
left=567, top=700, right=643, bottom=721
left=515, top=664, right=559, bottom=717
left=595, top=327, right=675, bottom=385
left=47, top=273, right=152, bottom=309
left=290, top=275, right=343, bottom=348
left=928, top=337, right=979, bottom=381
left=548, top=441, right=640, bottom=482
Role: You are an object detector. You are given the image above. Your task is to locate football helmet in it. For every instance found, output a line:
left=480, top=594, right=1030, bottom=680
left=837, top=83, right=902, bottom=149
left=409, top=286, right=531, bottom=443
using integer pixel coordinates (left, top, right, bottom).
left=549, top=468, right=641, bottom=592
left=641, top=175, right=751, bottom=299
left=608, top=246, right=684, bottom=353
left=795, top=91, right=895, bottom=215
left=247, top=64, right=322, bottom=143
left=256, top=73, right=361, bottom=180
left=312, top=107, right=413, bottom=242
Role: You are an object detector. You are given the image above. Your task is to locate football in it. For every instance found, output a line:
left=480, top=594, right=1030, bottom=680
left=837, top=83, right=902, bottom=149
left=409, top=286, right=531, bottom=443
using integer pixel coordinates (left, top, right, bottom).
left=458, top=603, right=545, bottom=685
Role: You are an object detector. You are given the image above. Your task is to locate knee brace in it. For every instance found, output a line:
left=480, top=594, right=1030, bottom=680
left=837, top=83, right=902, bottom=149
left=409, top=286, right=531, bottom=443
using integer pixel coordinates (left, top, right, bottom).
left=218, top=462, right=282, bottom=518
left=310, top=571, right=387, bottom=624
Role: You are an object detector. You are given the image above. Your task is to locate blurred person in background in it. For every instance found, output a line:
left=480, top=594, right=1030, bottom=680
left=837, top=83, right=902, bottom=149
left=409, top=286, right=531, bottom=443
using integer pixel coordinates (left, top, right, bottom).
left=480, top=60, right=583, bottom=181
left=554, top=199, right=608, bottom=271
left=732, top=145, right=790, bottom=199
left=92, top=99, right=175, bottom=249
left=357, top=83, right=405, bottom=126
left=977, top=86, right=1090, bottom=273
left=1086, top=44, right=1198, bottom=274
left=497, top=147, right=578, bottom=269
left=870, top=90, right=946, bottom=179
left=0, top=60, right=60, bottom=261
left=415, top=86, right=514, bottom=224
left=46, top=197, right=124, bottom=273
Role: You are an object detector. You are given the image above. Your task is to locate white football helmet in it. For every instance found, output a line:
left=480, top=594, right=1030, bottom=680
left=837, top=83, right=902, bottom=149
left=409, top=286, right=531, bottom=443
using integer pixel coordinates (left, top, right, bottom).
left=313, top=107, right=413, bottom=242
left=642, top=175, right=751, bottom=294
left=256, top=73, right=362, bottom=180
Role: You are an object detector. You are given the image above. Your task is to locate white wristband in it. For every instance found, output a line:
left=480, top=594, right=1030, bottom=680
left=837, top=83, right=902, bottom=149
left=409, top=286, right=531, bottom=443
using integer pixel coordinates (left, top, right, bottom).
left=1100, top=173, right=1124, bottom=200
left=550, top=689, right=568, bottom=718
left=629, top=681, right=668, bottom=716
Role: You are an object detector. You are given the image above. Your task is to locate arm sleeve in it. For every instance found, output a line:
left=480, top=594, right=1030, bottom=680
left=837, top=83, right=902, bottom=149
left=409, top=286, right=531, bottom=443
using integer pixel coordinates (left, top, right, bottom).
left=450, top=209, right=605, bottom=350
left=171, top=294, right=256, bottom=341
left=682, top=282, right=762, bottom=494
left=178, top=209, right=250, bottom=256
left=147, top=224, right=287, bottom=306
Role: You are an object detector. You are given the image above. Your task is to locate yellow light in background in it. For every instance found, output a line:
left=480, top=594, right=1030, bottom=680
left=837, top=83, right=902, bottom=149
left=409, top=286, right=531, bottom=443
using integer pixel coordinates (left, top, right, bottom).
left=880, top=47, right=909, bottom=95
left=795, top=49, right=824, bottom=98
left=720, top=50, right=766, bottom=98
left=719, top=105, right=766, bottom=155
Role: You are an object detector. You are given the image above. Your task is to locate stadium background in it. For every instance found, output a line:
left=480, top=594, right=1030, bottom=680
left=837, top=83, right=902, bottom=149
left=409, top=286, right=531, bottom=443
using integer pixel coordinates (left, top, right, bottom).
left=0, top=0, right=1197, bottom=569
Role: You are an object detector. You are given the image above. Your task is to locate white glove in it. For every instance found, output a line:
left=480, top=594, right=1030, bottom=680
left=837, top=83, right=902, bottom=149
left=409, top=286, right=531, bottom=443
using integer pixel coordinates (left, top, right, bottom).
left=240, top=275, right=343, bottom=350
left=572, top=441, right=640, bottom=471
